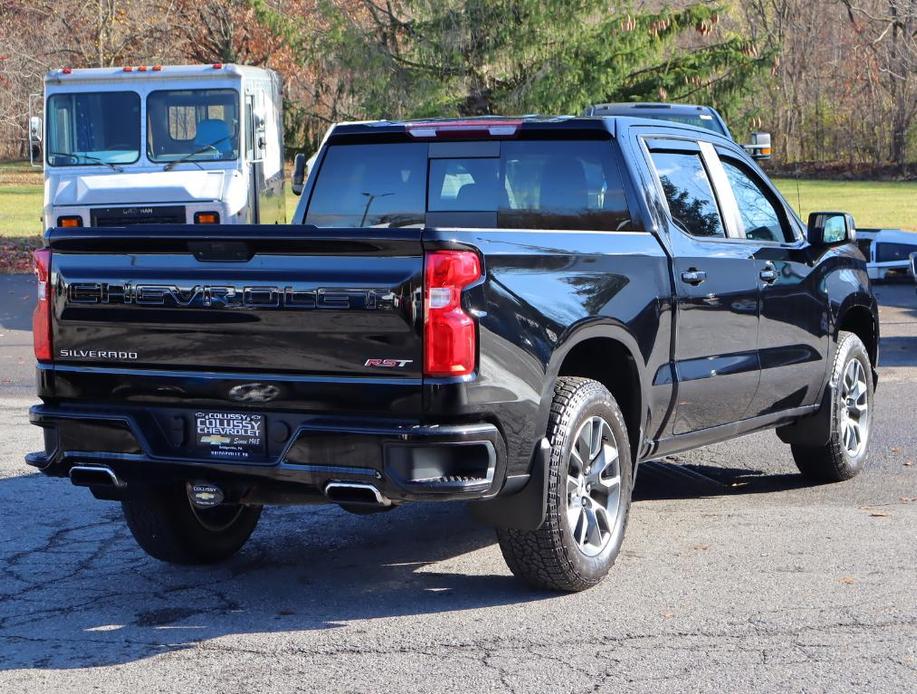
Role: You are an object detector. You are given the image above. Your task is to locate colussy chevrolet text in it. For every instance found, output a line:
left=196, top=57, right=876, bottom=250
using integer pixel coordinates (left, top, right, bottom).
left=27, top=115, right=878, bottom=591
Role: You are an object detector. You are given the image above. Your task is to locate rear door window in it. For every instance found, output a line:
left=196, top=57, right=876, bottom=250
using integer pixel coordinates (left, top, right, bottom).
left=305, top=138, right=632, bottom=230
left=649, top=151, right=725, bottom=238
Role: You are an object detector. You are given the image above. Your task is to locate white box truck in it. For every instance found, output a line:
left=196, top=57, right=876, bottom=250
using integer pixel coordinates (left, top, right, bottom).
left=29, top=63, right=284, bottom=228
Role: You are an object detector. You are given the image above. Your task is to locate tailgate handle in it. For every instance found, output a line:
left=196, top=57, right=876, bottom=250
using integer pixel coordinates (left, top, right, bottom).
left=189, top=241, right=253, bottom=262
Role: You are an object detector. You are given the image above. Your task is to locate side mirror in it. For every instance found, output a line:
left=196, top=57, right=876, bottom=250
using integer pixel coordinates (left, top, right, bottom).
left=28, top=115, right=43, bottom=166
left=291, top=152, right=308, bottom=195
left=743, top=131, right=771, bottom=160
left=808, top=211, right=856, bottom=247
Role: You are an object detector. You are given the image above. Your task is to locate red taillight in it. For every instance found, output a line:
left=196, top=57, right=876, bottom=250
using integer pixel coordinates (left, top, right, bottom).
left=213, top=63, right=223, bottom=69
left=424, top=251, right=481, bottom=377
left=32, top=249, right=52, bottom=362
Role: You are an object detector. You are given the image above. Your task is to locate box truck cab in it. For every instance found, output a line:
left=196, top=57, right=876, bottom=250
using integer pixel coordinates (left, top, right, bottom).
left=30, top=63, right=284, bottom=228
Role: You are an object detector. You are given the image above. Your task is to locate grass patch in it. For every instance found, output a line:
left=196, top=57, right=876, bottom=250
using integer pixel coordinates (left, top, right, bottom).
left=0, top=185, right=44, bottom=237
left=773, top=178, right=916, bottom=231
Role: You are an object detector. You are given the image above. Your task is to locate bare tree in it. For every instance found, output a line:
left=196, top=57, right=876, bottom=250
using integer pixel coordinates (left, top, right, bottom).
left=842, top=0, right=917, bottom=167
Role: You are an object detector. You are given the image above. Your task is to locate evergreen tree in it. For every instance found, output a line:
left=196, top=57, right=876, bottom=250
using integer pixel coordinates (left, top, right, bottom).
left=308, top=0, right=772, bottom=121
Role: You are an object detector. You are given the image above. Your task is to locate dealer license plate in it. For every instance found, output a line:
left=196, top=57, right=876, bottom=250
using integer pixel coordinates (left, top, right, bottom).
left=194, top=411, right=265, bottom=460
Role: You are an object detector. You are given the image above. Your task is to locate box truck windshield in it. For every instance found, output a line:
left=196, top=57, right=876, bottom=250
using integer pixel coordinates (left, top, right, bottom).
left=146, top=88, right=240, bottom=164
left=46, top=91, right=140, bottom=167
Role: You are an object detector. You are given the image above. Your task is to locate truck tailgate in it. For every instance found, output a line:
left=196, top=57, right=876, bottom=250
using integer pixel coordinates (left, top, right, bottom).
left=47, top=226, right=423, bottom=382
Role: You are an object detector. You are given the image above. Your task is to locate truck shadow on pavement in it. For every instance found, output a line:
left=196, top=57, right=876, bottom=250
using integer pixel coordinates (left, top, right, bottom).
left=0, top=462, right=814, bottom=671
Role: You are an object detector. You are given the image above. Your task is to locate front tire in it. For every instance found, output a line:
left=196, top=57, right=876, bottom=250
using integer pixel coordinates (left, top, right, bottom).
left=122, top=483, right=262, bottom=564
left=791, top=331, right=874, bottom=482
left=497, top=377, right=632, bottom=592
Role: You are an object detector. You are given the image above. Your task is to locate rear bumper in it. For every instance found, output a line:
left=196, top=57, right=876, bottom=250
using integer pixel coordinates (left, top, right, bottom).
left=27, top=403, right=506, bottom=504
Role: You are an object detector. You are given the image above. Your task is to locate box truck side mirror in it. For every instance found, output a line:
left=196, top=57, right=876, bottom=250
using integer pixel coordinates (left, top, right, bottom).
left=292, top=152, right=308, bottom=195
left=29, top=115, right=43, bottom=167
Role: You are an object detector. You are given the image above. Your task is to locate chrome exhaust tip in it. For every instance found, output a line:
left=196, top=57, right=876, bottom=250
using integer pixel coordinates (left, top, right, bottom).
left=324, top=482, right=392, bottom=507
left=69, top=465, right=125, bottom=488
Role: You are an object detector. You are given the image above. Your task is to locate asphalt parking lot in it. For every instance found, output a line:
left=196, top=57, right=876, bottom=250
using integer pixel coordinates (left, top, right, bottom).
left=0, top=274, right=914, bottom=692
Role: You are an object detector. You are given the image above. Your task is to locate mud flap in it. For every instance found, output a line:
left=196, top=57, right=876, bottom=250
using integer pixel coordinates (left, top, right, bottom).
left=776, top=382, right=834, bottom=447
left=470, top=438, right=550, bottom=531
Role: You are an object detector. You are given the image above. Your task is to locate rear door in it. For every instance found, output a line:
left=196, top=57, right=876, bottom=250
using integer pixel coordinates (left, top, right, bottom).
left=645, top=137, right=761, bottom=434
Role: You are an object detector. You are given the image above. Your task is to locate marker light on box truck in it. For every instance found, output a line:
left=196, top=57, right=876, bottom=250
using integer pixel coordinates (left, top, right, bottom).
left=424, top=251, right=481, bottom=377
left=32, top=249, right=52, bottom=362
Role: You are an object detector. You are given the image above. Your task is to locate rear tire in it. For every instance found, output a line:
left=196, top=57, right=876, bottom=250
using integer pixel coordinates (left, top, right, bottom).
left=497, top=377, right=632, bottom=592
left=122, top=483, right=262, bottom=564
left=791, top=331, right=873, bottom=483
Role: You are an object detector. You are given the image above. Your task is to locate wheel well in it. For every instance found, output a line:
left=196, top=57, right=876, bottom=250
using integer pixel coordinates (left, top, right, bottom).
left=558, top=338, right=642, bottom=461
left=838, top=306, right=877, bottom=367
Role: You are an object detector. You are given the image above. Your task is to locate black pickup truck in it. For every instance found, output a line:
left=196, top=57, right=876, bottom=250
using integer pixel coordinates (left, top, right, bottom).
left=27, top=116, right=878, bottom=592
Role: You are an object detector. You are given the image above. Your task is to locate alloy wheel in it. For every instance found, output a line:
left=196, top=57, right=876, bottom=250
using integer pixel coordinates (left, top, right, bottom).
left=840, top=358, right=869, bottom=457
left=566, top=415, right=622, bottom=557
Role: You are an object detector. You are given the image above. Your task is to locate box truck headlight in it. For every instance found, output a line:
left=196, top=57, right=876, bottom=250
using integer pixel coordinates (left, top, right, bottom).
left=194, top=211, right=220, bottom=224
left=56, top=216, right=82, bottom=228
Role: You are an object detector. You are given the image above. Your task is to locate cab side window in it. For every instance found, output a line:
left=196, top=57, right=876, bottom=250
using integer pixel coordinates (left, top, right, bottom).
left=720, top=159, right=789, bottom=243
left=649, top=151, right=725, bottom=238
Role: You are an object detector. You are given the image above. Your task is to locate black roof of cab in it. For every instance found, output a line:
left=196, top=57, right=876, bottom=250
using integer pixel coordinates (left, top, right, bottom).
left=326, top=115, right=736, bottom=150
left=328, top=116, right=616, bottom=144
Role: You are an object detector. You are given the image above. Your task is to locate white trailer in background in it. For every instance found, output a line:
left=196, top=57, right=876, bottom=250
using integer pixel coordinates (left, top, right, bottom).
left=856, top=229, right=917, bottom=282
left=30, top=63, right=284, bottom=229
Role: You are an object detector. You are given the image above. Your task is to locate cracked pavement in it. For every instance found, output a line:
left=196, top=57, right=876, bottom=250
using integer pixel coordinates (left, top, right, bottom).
left=0, top=276, right=915, bottom=692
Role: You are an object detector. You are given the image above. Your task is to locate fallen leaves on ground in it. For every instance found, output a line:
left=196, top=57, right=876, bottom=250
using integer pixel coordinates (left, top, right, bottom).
left=0, top=236, right=41, bottom=274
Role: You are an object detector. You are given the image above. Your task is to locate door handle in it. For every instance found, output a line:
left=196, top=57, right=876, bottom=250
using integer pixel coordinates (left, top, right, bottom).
left=759, top=262, right=778, bottom=284
left=681, top=269, right=707, bottom=285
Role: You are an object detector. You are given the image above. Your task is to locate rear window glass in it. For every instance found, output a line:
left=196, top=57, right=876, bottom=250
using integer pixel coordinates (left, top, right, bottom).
left=875, top=241, right=917, bottom=263
left=305, top=143, right=427, bottom=228
left=305, top=139, right=632, bottom=230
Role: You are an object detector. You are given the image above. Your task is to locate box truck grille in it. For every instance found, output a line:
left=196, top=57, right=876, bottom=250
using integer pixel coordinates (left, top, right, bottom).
left=90, top=205, right=186, bottom=227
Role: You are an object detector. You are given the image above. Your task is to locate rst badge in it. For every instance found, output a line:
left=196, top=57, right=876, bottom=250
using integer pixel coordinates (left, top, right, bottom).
left=364, top=358, right=413, bottom=368
left=195, top=411, right=265, bottom=459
